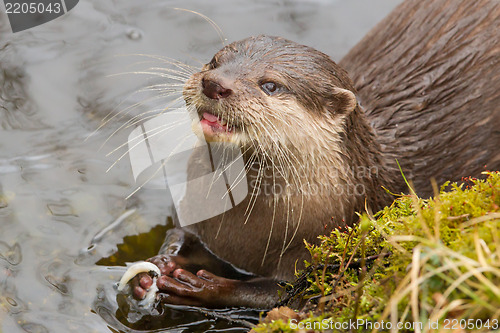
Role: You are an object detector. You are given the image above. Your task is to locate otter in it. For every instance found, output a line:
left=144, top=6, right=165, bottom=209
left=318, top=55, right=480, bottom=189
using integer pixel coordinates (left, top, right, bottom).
left=129, top=0, right=500, bottom=309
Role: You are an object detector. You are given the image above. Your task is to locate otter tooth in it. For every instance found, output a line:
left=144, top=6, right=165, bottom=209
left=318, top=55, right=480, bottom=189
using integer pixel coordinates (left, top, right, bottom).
left=220, top=118, right=227, bottom=126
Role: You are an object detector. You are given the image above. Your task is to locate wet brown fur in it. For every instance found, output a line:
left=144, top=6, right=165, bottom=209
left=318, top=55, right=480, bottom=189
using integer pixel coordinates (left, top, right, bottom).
left=341, top=0, right=500, bottom=196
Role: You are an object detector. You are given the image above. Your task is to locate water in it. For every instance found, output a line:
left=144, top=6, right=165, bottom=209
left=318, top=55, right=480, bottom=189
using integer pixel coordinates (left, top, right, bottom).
left=0, top=0, right=402, bottom=332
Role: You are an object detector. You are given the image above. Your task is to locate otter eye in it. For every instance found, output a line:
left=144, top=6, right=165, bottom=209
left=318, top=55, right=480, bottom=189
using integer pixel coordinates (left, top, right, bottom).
left=260, top=82, right=279, bottom=95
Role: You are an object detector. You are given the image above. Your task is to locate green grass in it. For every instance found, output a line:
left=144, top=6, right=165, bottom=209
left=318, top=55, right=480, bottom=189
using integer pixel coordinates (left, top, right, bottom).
left=253, top=172, right=500, bottom=332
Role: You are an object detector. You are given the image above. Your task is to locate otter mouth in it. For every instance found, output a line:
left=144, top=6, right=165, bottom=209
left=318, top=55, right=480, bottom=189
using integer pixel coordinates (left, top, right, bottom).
left=200, top=111, right=234, bottom=134
left=195, top=109, right=237, bottom=142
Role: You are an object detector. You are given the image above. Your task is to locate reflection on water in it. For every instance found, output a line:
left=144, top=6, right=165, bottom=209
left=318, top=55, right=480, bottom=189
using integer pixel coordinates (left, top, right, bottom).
left=0, top=0, right=402, bottom=332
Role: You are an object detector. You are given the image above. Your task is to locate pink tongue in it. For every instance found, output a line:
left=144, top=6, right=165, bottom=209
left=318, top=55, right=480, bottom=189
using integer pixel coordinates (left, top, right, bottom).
left=203, top=112, right=219, bottom=123
left=201, top=112, right=230, bottom=134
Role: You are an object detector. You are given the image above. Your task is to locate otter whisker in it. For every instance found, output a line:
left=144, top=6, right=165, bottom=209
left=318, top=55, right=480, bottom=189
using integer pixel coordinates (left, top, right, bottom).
left=261, top=159, right=278, bottom=266
left=120, top=93, right=185, bottom=116
left=112, top=53, right=198, bottom=74
left=89, top=82, right=186, bottom=144
left=101, top=95, right=185, bottom=150
left=122, top=107, right=185, bottom=129
left=140, top=85, right=185, bottom=93
left=220, top=145, right=255, bottom=196
left=276, top=184, right=292, bottom=272
left=257, top=116, right=303, bottom=179
left=106, top=112, right=189, bottom=157
left=116, top=92, right=183, bottom=123
left=282, top=193, right=305, bottom=255
left=243, top=147, right=265, bottom=222
left=108, top=70, right=189, bottom=82
left=115, top=58, right=194, bottom=76
left=214, top=202, right=226, bottom=239
left=172, top=8, right=226, bottom=46
left=109, top=67, right=192, bottom=81
left=148, top=66, right=194, bottom=79
left=253, top=116, right=307, bottom=264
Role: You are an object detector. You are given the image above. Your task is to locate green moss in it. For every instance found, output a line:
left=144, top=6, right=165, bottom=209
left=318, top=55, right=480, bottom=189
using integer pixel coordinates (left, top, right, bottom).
left=256, top=172, right=500, bottom=332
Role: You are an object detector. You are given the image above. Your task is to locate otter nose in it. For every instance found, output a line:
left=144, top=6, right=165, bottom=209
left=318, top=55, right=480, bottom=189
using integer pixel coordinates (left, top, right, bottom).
left=202, top=78, right=232, bottom=99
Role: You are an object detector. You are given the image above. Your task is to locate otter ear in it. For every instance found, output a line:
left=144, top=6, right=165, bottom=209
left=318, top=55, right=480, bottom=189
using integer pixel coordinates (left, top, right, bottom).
left=332, top=87, right=357, bottom=114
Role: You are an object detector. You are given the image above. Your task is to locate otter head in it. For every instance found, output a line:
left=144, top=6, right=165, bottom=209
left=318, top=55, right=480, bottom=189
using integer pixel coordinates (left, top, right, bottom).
left=183, top=35, right=358, bottom=166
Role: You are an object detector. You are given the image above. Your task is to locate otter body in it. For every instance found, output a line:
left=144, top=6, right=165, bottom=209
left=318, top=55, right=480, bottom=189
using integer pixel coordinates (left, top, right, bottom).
left=133, top=0, right=500, bottom=308
left=341, top=0, right=500, bottom=197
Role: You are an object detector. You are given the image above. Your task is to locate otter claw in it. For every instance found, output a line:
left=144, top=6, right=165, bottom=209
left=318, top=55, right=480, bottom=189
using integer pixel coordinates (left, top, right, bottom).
left=118, top=261, right=161, bottom=307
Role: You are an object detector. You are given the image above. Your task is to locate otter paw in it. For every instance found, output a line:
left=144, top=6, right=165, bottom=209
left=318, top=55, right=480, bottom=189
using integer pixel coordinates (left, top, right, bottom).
left=156, top=269, right=237, bottom=307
